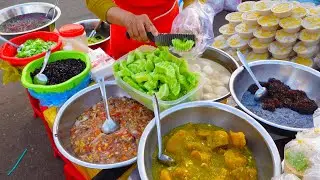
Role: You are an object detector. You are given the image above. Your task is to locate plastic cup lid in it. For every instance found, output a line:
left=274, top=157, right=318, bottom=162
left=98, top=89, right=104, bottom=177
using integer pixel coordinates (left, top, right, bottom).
left=59, top=24, right=85, bottom=37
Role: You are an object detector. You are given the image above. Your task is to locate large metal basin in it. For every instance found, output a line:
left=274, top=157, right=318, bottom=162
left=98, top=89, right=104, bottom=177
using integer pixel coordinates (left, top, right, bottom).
left=229, top=60, right=320, bottom=132
left=53, top=81, right=137, bottom=169
left=197, top=47, right=239, bottom=102
left=138, top=102, right=281, bottom=179
left=74, top=19, right=110, bottom=48
left=0, top=2, right=61, bottom=39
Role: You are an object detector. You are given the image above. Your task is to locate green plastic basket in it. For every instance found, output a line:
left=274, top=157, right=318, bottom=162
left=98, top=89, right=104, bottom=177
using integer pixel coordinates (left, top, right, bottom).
left=21, top=51, right=91, bottom=94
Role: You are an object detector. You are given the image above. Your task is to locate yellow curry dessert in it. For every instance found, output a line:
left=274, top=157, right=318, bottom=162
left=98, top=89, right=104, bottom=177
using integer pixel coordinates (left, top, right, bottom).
left=246, top=51, right=269, bottom=61
left=293, top=42, right=317, bottom=57
left=235, top=23, right=257, bottom=33
left=275, top=29, right=298, bottom=44
left=302, top=16, right=320, bottom=30
left=212, top=35, right=228, bottom=50
left=254, top=1, right=270, bottom=11
left=254, top=28, right=276, bottom=38
left=299, top=29, right=320, bottom=41
left=291, top=6, right=307, bottom=18
left=308, top=6, right=320, bottom=16
left=269, top=41, right=293, bottom=58
left=250, top=38, right=269, bottom=49
left=237, top=1, right=255, bottom=12
left=279, top=17, right=302, bottom=29
left=152, top=123, right=258, bottom=180
left=272, top=2, right=292, bottom=13
left=292, top=56, right=314, bottom=67
left=257, top=15, right=279, bottom=26
left=227, top=34, right=249, bottom=50
left=219, top=24, right=235, bottom=37
left=225, top=12, right=243, bottom=24
left=242, top=11, right=260, bottom=20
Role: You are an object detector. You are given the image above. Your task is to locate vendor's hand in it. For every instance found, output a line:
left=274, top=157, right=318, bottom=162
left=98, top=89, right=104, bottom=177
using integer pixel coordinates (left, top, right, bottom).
left=124, top=14, right=158, bottom=42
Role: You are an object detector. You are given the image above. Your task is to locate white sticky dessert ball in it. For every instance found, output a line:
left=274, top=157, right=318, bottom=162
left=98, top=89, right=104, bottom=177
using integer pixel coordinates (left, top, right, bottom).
left=203, top=85, right=213, bottom=93
left=221, top=76, right=230, bottom=85
left=203, top=77, right=211, bottom=84
left=203, top=65, right=214, bottom=75
left=211, top=79, right=224, bottom=86
left=214, top=86, right=229, bottom=95
left=203, top=93, right=217, bottom=100
left=191, top=64, right=201, bottom=72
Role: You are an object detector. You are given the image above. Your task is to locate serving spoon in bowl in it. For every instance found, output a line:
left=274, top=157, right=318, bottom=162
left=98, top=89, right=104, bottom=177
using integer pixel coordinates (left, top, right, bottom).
left=152, top=94, right=175, bottom=166
left=33, top=49, right=51, bottom=85
left=99, top=78, right=120, bottom=134
left=237, top=50, right=267, bottom=101
left=0, top=35, right=23, bottom=52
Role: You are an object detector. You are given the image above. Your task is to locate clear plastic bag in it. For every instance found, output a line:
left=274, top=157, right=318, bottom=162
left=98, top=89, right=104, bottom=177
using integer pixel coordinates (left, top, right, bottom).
left=171, top=1, right=215, bottom=58
left=271, top=173, right=301, bottom=180
left=283, top=128, right=320, bottom=178
left=206, top=0, right=225, bottom=15
left=224, top=0, right=242, bottom=11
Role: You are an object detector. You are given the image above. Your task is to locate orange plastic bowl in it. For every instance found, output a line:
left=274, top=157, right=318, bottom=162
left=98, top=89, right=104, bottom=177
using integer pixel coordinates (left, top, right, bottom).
left=0, top=31, right=62, bottom=66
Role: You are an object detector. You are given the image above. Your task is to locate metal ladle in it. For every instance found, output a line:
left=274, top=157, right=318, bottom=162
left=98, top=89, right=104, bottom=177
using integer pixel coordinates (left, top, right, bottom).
left=152, top=94, right=175, bottom=166
left=237, top=50, right=267, bottom=100
left=46, top=0, right=59, bottom=21
left=98, top=78, right=120, bottom=134
left=88, top=20, right=103, bottom=39
left=0, top=35, right=23, bottom=52
left=33, top=50, right=51, bottom=85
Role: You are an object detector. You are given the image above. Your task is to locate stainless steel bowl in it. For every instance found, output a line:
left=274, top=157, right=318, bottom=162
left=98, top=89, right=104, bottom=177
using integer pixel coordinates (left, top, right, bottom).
left=138, top=102, right=281, bottom=179
left=0, top=2, right=61, bottom=40
left=198, top=47, right=239, bottom=102
left=74, top=19, right=110, bottom=47
left=230, top=60, right=320, bottom=132
left=53, top=80, right=137, bottom=169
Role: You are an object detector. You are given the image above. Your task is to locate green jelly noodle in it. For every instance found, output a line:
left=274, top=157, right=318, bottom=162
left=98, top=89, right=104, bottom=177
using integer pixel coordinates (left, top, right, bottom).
left=172, top=38, right=195, bottom=52
left=16, top=38, right=56, bottom=58
left=113, top=47, right=199, bottom=101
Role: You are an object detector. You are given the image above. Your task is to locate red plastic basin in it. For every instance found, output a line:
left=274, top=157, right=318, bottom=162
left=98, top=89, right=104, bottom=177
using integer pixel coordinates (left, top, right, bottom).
left=0, top=31, right=62, bottom=66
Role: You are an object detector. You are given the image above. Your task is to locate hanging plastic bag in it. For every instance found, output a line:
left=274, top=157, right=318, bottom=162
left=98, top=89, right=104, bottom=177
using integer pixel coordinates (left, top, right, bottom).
left=283, top=128, right=320, bottom=178
left=206, top=0, right=225, bottom=15
left=171, top=1, right=215, bottom=58
left=224, top=0, right=242, bottom=11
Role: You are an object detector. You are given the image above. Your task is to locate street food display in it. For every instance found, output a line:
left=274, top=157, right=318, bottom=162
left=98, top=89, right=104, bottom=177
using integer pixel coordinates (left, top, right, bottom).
left=70, top=97, right=154, bottom=163
left=1, top=1, right=320, bottom=180
left=152, top=123, right=257, bottom=180
left=213, top=0, right=320, bottom=67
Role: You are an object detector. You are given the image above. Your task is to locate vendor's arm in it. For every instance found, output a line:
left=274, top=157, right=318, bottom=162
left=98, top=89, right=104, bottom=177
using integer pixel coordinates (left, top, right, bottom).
left=86, top=0, right=158, bottom=42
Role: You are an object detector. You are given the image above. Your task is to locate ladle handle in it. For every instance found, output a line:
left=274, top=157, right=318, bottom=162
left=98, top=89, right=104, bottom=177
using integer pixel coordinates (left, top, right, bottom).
left=39, top=50, right=51, bottom=74
left=152, top=94, right=163, bottom=159
left=98, top=78, right=112, bottom=120
left=0, top=36, right=19, bottom=48
left=237, top=51, right=263, bottom=89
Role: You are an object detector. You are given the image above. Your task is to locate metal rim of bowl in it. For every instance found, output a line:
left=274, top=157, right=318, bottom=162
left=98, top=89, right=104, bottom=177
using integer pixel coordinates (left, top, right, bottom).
left=229, top=60, right=320, bottom=132
left=200, top=46, right=240, bottom=103
left=53, top=80, right=137, bottom=169
left=73, top=19, right=110, bottom=47
left=137, top=101, right=282, bottom=180
left=0, top=2, right=61, bottom=36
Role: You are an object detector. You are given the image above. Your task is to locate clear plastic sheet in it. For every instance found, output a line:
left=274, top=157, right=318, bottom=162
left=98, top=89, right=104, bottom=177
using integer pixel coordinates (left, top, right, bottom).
left=282, top=128, right=320, bottom=178
left=171, top=1, right=215, bottom=58
left=224, top=0, right=242, bottom=11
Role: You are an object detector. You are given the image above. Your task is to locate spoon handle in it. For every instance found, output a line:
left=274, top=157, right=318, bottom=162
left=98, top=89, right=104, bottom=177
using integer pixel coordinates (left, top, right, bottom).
left=98, top=78, right=112, bottom=120
left=0, top=36, right=19, bottom=48
left=152, top=94, right=163, bottom=159
left=237, top=51, right=263, bottom=89
left=39, top=50, right=51, bottom=74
